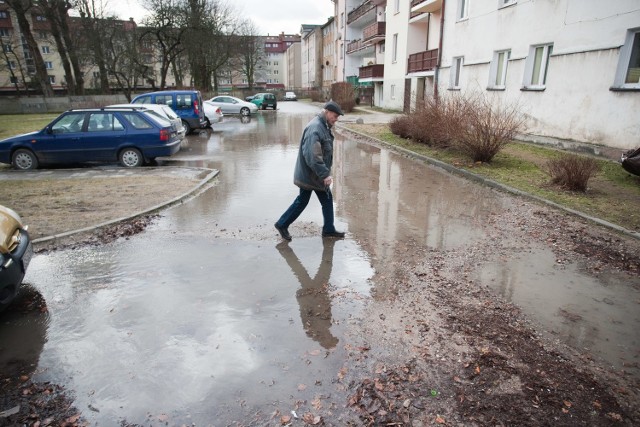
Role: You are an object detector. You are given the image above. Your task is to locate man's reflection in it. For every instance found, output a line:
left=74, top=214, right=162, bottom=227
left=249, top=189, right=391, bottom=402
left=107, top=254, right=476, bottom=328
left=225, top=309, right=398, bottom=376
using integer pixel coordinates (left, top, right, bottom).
left=276, top=240, right=338, bottom=349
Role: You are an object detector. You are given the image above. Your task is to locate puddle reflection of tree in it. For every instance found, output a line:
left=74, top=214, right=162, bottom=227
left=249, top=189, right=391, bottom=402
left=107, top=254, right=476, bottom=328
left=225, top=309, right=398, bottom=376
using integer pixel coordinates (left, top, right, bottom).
left=276, top=240, right=339, bottom=350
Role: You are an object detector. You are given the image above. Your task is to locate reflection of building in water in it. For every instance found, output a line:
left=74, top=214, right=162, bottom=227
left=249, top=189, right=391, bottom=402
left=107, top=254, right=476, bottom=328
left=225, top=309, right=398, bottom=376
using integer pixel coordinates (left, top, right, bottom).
left=276, top=240, right=338, bottom=349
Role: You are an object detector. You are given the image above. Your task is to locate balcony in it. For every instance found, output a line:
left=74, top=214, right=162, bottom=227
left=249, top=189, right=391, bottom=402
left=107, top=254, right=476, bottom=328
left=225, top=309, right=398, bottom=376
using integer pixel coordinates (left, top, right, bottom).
left=359, top=64, right=384, bottom=80
left=346, top=39, right=374, bottom=56
left=407, top=48, right=438, bottom=73
left=347, top=0, right=375, bottom=25
left=363, top=21, right=385, bottom=43
left=411, top=0, right=442, bottom=13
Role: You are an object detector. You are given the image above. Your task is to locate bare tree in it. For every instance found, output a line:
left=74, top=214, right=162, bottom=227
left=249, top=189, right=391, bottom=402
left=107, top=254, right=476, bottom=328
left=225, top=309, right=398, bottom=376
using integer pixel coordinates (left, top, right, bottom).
left=38, top=0, right=84, bottom=94
left=139, top=0, right=186, bottom=89
left=234, top=20, right=264, bottom=90
left=75, top=0, right=113, bottom=92
left=5, top=0, right=55, bottom=96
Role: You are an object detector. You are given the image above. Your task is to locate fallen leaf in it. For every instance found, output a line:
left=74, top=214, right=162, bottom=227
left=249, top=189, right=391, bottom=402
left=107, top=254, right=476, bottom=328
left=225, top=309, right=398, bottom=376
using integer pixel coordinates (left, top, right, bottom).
left=593, top=400, right=602, bottom=409
left=297, top=383, right=307, bottom=391
left=308, top=349, right=321, bottom=356
left=563, top=400, right=572, bottom=408
left=475, top=365, right=481, bottom=374
left=436, top=415, right=446, bottom=423
left=280, top=415, right=291, bottom=424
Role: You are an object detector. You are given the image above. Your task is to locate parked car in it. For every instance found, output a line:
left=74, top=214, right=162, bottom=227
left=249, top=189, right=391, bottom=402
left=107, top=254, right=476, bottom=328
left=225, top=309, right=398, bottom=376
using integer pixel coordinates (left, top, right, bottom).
left=284, top=91, right=297, bottom=101
left=131, top=90, right=207, bottom=134
left=251, top=93, right=278, bottom=110
left=0, top=205, right=33, bottom=312
left=206, top=95, right=258, bottom=116
left=245, top=95, right=255, bottom=102
left=202, top=102, right=224, bottom=127
left=0, top=107, right=182, bottom=170
left=107, top=103, right=186, bottom=140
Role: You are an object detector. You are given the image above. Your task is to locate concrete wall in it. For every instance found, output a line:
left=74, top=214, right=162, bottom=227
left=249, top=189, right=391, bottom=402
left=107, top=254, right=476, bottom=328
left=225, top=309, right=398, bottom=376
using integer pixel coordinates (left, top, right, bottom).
left=0, top=95, right=130, bottom=114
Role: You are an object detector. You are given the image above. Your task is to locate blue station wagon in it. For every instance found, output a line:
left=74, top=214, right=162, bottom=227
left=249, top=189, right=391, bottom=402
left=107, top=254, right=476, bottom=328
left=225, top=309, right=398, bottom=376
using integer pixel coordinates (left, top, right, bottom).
left=0, top=107, right=182, bottom=170
left=131, top=90, right=207, bottom=134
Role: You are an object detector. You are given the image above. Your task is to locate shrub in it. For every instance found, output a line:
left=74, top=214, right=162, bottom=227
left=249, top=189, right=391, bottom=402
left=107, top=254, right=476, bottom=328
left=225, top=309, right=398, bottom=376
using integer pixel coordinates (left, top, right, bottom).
left=330, top=82, right=356, bottom=113
left=309, top=90, right=324, bottom=102
left=454, top=93, right=526, bottom=162
left=545, top=153, right=600, bottom=192
left=389, top=115, right=412, bottom=139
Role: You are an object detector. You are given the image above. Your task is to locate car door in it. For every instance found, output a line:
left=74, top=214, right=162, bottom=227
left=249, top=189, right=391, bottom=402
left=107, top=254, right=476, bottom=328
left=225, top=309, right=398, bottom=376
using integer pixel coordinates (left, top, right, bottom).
left=80, top=112, right=127, bottom=162
left=35, top=112, right=87, bottom=163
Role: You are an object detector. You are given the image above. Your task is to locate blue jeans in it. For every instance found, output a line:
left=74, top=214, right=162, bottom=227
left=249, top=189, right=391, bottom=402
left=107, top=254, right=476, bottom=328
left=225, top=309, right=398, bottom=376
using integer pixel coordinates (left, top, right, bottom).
left=276, top=188, right=336, bottom=234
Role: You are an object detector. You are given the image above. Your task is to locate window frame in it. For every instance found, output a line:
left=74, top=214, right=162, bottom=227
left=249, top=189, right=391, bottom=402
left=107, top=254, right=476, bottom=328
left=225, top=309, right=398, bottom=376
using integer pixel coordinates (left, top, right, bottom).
left=523, top=43, right=553, bottom=90
left=498, top=0, right=516, bottom=8
left=392, top=33, right=398, bottom=63
left=488, top=49, right=510, bottom=89
left=457, top=0, right=469, bottom=21
left=613, top=27, right=640, bottom=90
left=450, top=56, right=464, bottom=89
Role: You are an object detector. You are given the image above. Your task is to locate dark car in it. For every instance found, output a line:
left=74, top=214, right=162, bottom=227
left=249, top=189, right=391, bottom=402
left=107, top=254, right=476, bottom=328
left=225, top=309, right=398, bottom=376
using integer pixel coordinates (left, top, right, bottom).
left=0, top=205, right=32, bottom=312
left=0, top=107, right=182, bottom=170
left=251, top=93, right=277, bottom=110
left=131, top=90, right=207, bottom=134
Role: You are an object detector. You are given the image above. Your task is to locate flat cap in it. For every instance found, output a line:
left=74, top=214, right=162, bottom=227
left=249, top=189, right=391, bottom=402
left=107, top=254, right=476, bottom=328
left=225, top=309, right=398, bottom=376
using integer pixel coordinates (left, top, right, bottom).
left=324, top=100, right=344, bottom=116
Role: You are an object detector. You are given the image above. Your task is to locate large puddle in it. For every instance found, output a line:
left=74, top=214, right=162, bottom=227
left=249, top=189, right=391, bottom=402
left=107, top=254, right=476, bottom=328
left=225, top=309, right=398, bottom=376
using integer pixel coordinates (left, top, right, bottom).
left=3, top=102, right=638, bottom=423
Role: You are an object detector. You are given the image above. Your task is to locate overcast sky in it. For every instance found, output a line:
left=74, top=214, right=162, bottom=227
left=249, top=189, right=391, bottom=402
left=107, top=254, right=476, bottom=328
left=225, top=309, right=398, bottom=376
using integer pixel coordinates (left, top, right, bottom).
left=112, top=0, right=335, bottom=36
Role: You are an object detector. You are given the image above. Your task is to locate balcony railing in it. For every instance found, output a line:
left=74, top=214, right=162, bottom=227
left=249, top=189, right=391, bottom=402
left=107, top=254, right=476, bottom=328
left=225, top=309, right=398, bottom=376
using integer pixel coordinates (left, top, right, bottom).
left=347, top=0, right=375, bottom=25
left=346, top=39, right=363, bottom=54
left=407, top=48, right=438, bottom=73
left=363, top=21, right=385, bottom=42
left=410, top=0, right=443, bottom=13
left=359, top=64, right=384, bottom=79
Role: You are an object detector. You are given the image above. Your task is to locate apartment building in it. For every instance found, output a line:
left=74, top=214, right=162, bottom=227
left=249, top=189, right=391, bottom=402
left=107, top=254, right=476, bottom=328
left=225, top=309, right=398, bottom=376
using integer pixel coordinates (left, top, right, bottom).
left=321, top=17, right=337, bottom=94
left=263, top=33, right=301, bottom=89
left=301, top=24, right=323, bottom=90
left=283, top=40, right=302, bottom=90
left=341, top=0, right=639, bottom=150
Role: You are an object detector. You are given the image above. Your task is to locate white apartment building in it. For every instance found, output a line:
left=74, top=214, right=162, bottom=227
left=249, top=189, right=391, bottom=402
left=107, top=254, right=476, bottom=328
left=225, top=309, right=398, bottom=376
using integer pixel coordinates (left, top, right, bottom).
left=301, top=24, right=323, bottom=90
left=376, top=0, right=640, bottom=150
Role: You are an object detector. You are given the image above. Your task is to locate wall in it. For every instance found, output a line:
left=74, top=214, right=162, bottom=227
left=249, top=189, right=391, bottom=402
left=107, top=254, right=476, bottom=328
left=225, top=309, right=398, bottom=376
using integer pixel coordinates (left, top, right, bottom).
left=0, top=95, right=130, bottom=114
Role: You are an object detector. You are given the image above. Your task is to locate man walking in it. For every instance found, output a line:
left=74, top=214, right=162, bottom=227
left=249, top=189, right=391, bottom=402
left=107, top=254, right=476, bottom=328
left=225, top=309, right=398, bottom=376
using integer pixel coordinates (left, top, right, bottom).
left=274, top=101, right=346, bottom=241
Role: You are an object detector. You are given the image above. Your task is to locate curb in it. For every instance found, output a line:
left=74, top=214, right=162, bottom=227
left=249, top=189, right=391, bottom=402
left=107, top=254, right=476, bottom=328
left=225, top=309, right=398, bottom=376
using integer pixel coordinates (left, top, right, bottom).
left=337, top=125, right=640, bottom=242
left=32, top=167, right=220, bottom=245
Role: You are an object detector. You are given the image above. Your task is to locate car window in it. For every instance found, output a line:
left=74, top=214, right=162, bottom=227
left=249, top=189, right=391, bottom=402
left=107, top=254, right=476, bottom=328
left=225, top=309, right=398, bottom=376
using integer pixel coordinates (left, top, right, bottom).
left=51, top=113, right=86, bottom=133
left=121, top=112, right=153, bottom=129
left=176, top=94, right=193, bottom=109
left=155, top=95, right=173, bottom=106
left=87, top=113, right=124, bottom=132
left=132, top=95, right=151, bottom=104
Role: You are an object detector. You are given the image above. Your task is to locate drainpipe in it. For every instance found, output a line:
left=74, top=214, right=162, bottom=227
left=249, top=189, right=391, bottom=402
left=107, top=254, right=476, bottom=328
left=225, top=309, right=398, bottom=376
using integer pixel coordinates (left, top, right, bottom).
left=434, top=0, right=446, bottom=102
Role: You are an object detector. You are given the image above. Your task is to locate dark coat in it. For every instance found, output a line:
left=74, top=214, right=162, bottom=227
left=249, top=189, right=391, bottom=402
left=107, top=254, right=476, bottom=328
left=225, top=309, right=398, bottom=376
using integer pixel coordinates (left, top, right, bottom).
left=293, top=112, right=334, bottom=191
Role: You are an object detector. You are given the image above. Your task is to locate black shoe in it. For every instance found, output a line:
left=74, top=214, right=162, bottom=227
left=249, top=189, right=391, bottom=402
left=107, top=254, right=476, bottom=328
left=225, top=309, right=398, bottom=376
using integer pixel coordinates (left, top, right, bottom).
left=274, top=222, right=292, bottom=241
left=322, top=230, right=345, bottom=238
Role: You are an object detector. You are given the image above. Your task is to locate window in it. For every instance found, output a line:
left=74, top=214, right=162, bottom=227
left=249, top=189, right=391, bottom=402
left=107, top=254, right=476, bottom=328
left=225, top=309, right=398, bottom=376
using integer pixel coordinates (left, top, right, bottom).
left=523, top=43, right=552, bottom=89
left=3, top=43, right=10, bottom=52
left=48, top=75, right=55, bottom=84
left=340, top=12, right=344, bottom=28
left=488, top=49, right=510, bottom=89
left=613, top=28, right=640, bottom=89
left=42, top=46, right=50, bottom=54
left=0, top=28, right=9, bottom=37
left=0, top=11, right=8, bottom=18
left=379, top=42, right=385, bottom=53
left=394, top=0, right=400, bottom=13
left=175, top=94, right=193, bottom=109
left=122, top=113, right=152, bottom=129
left=450, top=56, right=463, bottom=88
left=392, top=33, right=398, bottom=62
left=35, top=15, right=46, bottom=21
left=10, top=76, right=17, bottom=83
left=274, top=61, right=278, bottom=65
left=45, top=61, right=53, bottom=69
left=391, top=84, right=396, bottom=99
left=457, top=0, right=468, bottom=20
left=9, top=60, right=16, bottom=69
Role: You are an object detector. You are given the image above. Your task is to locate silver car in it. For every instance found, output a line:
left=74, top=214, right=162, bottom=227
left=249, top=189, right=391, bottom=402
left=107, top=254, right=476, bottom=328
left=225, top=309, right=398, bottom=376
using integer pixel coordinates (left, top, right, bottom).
left=206, top=96, right=258, bottom=116
left=108, top=104, right=186, bottom=140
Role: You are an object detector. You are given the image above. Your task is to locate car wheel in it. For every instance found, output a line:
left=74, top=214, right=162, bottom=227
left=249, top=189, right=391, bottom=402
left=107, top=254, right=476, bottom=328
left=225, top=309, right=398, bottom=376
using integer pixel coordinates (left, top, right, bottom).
left=205, top=117, right=211, bottom=128
left=261, top=104, right=266, bottom=110
left=11, top=148, right=38, bottom=170
left=119, top=147, right=143, bottom=167
left=182, top=120, right=191, bottom=134
left=240, top=107, right=250, bottom=116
